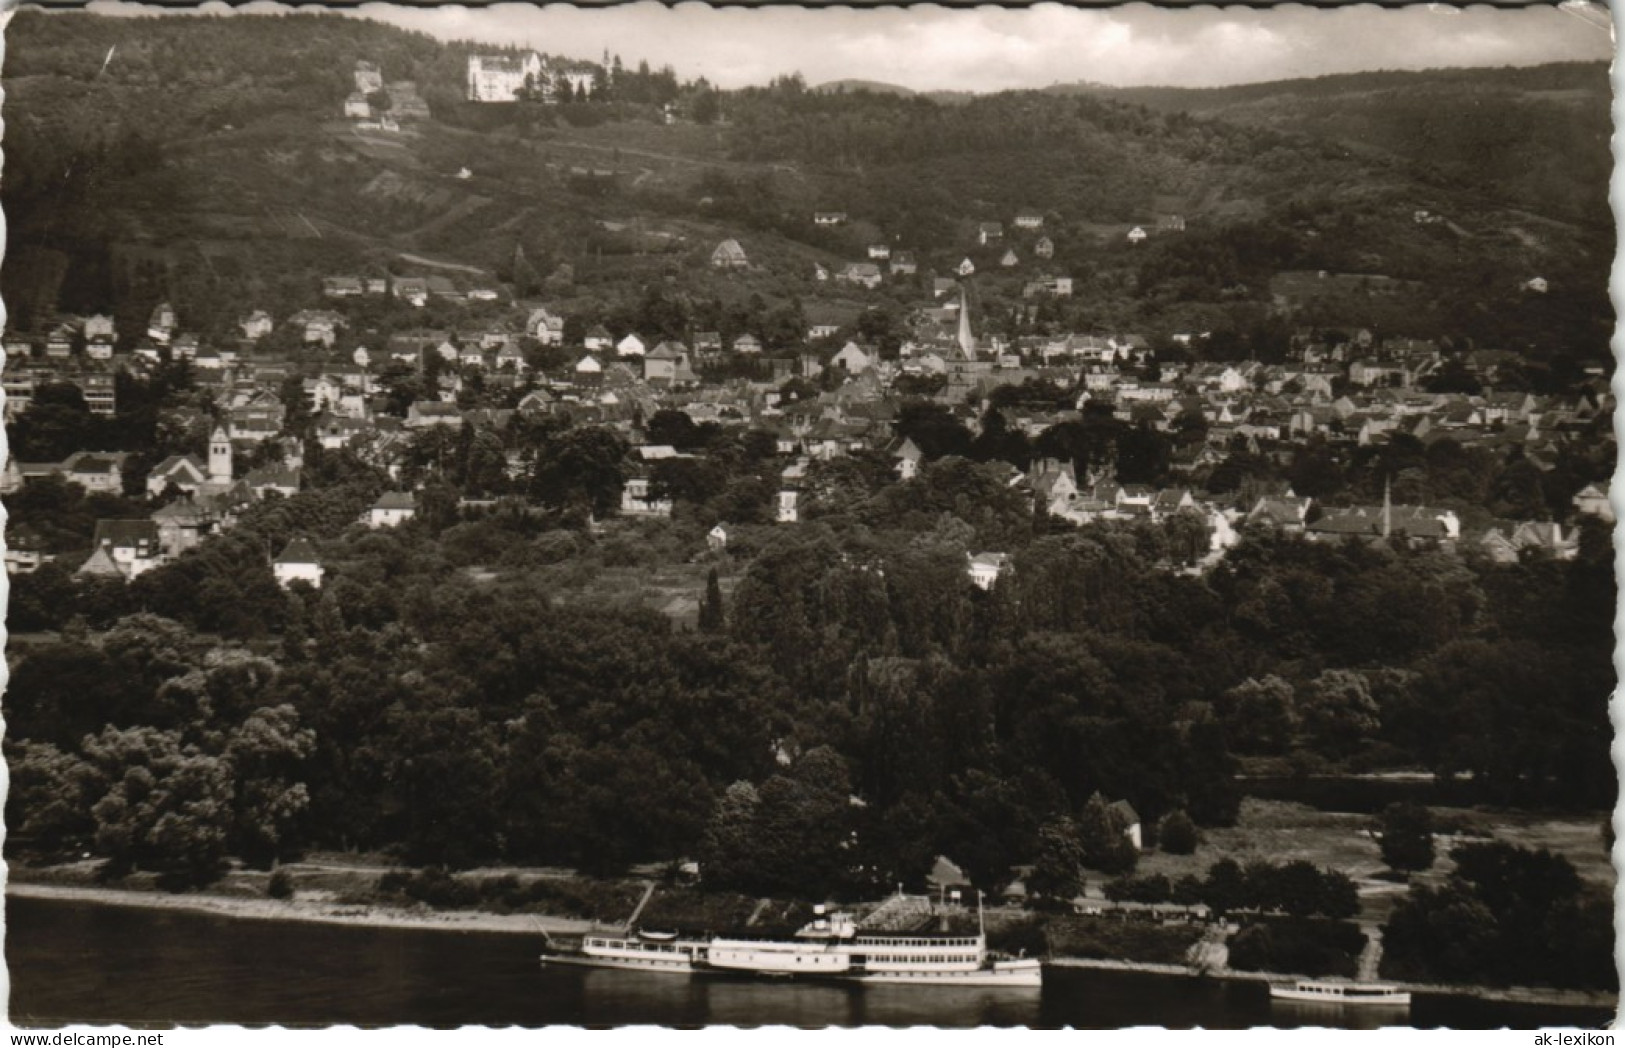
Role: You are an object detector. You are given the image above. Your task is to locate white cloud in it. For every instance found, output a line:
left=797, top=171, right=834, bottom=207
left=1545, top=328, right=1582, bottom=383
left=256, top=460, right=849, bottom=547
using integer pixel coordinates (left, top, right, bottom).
left=79, top=0, right=1617, bottom=92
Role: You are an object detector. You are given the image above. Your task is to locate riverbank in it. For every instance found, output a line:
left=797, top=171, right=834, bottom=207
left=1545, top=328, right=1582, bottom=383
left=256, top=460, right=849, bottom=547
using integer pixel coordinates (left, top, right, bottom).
left=6, top=881, right=595, bottom=937
left=12, top=879, right=1613, bottom=1014
left=1049, top=956, right=1621, bottom=1010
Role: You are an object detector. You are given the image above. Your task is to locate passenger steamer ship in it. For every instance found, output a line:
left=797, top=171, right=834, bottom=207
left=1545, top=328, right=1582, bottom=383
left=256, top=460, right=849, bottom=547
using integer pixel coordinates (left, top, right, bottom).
left=540, top=895, right=1041, bottom=987
left=1270, top=979, right=1412, bottom=1008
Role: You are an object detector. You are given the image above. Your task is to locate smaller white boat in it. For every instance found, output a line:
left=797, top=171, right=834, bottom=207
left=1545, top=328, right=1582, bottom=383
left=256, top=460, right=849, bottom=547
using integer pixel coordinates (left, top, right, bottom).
left=541, top=928, right=708, bottom=973
left=1271, top=979, right=1411, bottom=1007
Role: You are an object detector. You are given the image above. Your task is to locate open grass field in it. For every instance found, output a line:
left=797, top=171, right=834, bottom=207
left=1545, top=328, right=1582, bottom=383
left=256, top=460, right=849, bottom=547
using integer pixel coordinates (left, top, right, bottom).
left=1126, top=798, right=1613, bottom=925
left=546, top=560, right=745, bottom=629
left=1135, top=799, right=1388, bottom=884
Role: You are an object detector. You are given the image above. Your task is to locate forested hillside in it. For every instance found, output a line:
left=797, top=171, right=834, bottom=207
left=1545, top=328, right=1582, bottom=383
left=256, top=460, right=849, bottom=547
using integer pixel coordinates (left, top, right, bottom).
left=1057, top=64, right=1612, bottom=222
left=4, top=10, right=1612, bottom=366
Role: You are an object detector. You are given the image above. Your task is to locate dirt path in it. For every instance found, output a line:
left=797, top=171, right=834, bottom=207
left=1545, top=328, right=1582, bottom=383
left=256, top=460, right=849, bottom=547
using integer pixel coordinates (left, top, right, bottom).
left=397, top=252, right=488, bottom=275
left=1357, top=923, right=1384, bottom=982
left=1186, top=923, right=1230, bottom=972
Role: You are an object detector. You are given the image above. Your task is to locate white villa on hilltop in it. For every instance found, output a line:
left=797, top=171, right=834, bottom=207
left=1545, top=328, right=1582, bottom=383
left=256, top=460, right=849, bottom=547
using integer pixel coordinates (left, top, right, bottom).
left=467, top=52, right=544, bottom=101
left=467, top=53, right=596, bottom=102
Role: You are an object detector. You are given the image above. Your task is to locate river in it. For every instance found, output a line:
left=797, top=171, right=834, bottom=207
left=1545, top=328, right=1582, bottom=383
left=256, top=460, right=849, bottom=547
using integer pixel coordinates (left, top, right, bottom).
left=6, top=898, right=1612, bottom=1029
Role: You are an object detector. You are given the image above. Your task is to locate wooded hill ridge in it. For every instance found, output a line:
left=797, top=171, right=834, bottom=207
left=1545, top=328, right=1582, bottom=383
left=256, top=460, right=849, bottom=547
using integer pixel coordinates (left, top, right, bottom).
left=4, top=9, right=1612, bottom=365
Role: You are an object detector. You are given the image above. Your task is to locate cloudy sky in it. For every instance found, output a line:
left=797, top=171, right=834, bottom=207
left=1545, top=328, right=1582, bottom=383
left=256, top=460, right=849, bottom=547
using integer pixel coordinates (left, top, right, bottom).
left=348, top=1, right=1613, bottom=92
left=81, top=1, right=1614, bottom=93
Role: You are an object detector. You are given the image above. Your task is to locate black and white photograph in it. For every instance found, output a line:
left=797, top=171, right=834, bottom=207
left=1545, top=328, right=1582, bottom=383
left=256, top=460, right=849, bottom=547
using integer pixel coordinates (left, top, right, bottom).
left=0, top=0, right=1618, bottom=1032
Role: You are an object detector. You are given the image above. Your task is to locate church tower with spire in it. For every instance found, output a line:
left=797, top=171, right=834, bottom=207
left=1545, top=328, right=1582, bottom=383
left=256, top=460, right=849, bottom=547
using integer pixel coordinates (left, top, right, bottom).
left=956, top=285, right=977, bottom=361
left=209, top=426, right=233, bottom=485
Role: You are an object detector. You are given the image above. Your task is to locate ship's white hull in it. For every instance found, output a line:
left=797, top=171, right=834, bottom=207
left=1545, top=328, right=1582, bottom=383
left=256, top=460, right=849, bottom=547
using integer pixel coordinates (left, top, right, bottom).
left=542, top=954, right=1042, bottom=987
left=542, top=950, right=1042, bottom=987
left=853, top=962, right=1042, bottom=988
left=542, top=900, right=1043, bottom=989
left=542, top=952, right=697, bottom=974
left=1271, top=983, right=1411, bottom=1007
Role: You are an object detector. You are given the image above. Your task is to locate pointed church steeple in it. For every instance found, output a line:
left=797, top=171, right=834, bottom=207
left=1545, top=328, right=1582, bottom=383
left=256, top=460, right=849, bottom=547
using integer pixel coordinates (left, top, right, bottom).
left=957, top=285, right=977, bottom=361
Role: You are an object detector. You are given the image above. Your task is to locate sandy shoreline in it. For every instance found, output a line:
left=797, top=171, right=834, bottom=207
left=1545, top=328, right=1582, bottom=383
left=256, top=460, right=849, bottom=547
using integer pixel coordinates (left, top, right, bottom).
left=7, top=880, right=596, bottom=936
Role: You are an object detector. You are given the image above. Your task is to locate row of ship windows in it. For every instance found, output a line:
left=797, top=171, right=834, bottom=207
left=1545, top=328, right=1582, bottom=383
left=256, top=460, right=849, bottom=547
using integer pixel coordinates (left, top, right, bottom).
left=590, top=940, right=691, bottom=953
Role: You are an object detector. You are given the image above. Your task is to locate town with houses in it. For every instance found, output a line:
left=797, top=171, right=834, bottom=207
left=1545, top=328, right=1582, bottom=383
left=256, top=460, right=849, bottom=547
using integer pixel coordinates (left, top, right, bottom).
left=5, top=57, right=1610, bottom=591
left=5, top=228, right=1612, bottom=590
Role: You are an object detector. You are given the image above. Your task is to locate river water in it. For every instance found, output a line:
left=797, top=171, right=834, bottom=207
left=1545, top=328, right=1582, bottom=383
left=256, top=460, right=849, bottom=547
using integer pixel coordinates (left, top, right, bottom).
left=6, top=898, right=1612, bottom=1029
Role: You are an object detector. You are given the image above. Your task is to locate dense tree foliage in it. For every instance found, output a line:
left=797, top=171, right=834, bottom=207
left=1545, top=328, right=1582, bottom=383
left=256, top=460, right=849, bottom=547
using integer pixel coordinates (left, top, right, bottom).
left=7, top=630, right=315, bottom=889
left=1227, top=919, right=1367, bottom=978
left=1383, top=842, right=1614, bottom=990
left=1377, top=802, right=1436, bottom=872
left=1104, top=858, right=1355, bottom=919
left=9, top=444, right=1611, bottom=893
left=1157, top=810, right=1201, bottom=855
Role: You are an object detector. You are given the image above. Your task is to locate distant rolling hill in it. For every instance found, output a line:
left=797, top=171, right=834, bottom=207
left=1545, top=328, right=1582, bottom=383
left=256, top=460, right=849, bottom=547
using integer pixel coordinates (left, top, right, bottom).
left=1047, top=63, right=1612, bottom=223
left=812, top=79, right=918, bottom=97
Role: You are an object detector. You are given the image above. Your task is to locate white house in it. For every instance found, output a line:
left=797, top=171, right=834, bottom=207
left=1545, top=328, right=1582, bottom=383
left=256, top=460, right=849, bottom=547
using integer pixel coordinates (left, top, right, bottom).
left=1109, top=800, right=1143, bottom=850
left=146, top=454, right=208, bottom=498
left=838, top=262, right=884, bottom=290
left=84, top=314, right=116, bottom=341
left=147, top=302, right=177, bottom=343
left=528, top=307, right=566, bottom=345
left=466, top=51, right=544, bottom=102
left=711, top=239, right=749, bottom=270
left=620, top=476, right=672, bottom=517
left=239, top=311, right=274, bottom=341
left=892, top=437, right=924, bottom=480
left=831, top=341, right=872, bottom=373
left=79, top=520, right=162, bottom=580
left=1572, top=482, right=1613, bottom=523
left=574, top=355, right=604, bottom=386
left=273, top=537, right=325, bottom=589
left=967, top=552, right=1009, bottom=591
left=368, top=491, right=417, bottom=528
